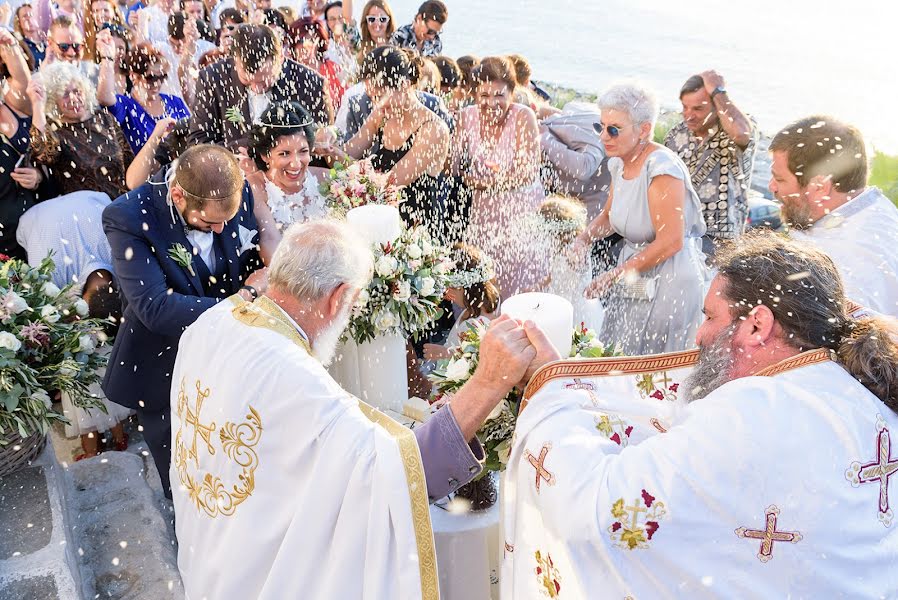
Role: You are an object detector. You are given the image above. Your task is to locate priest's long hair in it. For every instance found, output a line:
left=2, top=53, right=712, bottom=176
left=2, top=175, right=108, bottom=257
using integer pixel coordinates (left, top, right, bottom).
left=715, top=232, right=898, bottom=412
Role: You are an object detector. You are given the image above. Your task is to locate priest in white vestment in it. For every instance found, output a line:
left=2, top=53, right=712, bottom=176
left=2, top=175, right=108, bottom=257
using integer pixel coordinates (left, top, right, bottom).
left=170, top=220, right=539, bottom=599
left=502, top=233, right=898, bottom=598
left=768, top=114, right=898, bottom=317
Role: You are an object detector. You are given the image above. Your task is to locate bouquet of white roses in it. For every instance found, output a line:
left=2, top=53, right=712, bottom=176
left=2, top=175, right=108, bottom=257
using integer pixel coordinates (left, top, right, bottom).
left=321, top=159, right=405, bottom=215
left=347, top=225, right=453, bottom=345
left=429, top=321, right=618, bottom=474
left=0, top=254, right=110, bottom=443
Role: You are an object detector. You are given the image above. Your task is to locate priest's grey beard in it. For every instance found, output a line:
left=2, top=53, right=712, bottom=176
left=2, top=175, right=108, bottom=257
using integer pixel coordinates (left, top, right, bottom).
left=313, top=296, right=353, bottom=367
left=684, top=325, right=738, bottom=402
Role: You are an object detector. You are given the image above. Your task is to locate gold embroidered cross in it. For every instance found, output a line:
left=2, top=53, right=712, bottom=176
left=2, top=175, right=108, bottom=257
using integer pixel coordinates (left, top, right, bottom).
left=735, top=505, right=802, bottom=563
left=624, top=499, right=648, bottom=530
left=525, top=443, right=556, bottom=494
left=847, top=418, right=897, bottom=527
left=184, top=380, right=216, bottom=467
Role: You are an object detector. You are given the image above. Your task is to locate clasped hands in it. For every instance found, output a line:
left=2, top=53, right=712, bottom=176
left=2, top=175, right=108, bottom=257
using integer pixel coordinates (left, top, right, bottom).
left=472, top=314, right=561, bottom=398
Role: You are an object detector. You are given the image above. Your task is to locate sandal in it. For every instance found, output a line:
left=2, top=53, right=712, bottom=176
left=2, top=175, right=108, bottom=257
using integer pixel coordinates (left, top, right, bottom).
left=74, top=451, right=100, bottom=462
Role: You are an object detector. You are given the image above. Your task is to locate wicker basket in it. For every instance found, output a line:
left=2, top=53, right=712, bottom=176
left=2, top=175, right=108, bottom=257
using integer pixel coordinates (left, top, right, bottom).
left=0, top=430, right=47, bottom=478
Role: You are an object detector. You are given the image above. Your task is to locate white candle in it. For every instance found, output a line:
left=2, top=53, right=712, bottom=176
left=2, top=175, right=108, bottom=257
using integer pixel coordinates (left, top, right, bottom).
left=501, top=292, right=573, bottom=358
left=346, top=205, right=403, bottom=247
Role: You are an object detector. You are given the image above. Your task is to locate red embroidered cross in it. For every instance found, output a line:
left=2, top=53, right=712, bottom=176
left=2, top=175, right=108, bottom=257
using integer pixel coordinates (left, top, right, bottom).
left=735, top=505, right=802, bottom=563
left=524, top=443, right=556, bottom=494
left=564, top=378, right=595, bottom=392
left=850, top=422, right=898, bottom=527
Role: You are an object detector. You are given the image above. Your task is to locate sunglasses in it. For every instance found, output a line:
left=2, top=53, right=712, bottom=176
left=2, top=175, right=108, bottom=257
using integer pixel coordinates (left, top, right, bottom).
left=593, top=122, right=635, bottom=138
left=143, top=73, right=168, bottom=83
left=57, top=42, right=82, bottom=52
left=424, top=26, right=440, bottom=37
left=365, top=15, right=390, bottom=24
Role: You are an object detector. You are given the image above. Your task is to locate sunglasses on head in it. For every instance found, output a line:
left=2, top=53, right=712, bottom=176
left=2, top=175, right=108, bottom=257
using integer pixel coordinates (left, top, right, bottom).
left=57, top=42, right=82, bottom=52
left=593, top=122, right=634, bottom=138
left=365, top=15, right=389, bottom=24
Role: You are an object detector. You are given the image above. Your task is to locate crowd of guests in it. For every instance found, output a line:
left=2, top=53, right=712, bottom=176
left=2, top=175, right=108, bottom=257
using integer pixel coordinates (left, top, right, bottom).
left=1, top=0, right=896, bottom=484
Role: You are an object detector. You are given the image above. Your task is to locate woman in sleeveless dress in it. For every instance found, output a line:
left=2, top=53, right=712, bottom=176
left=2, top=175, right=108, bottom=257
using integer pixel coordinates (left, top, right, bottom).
left=452, top=56, right=548, bottom=297
left=574, top=83, right=708, bottom=355
left=246, top=102, right=329, bottom=262
left=342, top=46, right=451, bottom=242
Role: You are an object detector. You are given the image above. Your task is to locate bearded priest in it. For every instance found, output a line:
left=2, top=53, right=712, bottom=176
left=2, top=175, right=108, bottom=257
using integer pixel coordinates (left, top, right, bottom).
left=502, top=232, right=898, bottom=599
left=170, top=219, right=536, bottom=599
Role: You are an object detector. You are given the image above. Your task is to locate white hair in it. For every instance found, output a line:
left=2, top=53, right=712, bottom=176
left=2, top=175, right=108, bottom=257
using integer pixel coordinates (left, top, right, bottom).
left=40, top=62, right=98, bottom=122
left=597, top=81, right=659, bottom=130
left=268, top=219, right=374, bottom=301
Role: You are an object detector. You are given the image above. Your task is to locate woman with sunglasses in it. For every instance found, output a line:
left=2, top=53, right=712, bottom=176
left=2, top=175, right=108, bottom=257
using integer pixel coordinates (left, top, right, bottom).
left=574, top=82, right=708, bottom=355
left=358, top=0, right=394, bottom=58
left=452, top=56, right=548, bottom=296
left=97, top=41, right=189, bottom=153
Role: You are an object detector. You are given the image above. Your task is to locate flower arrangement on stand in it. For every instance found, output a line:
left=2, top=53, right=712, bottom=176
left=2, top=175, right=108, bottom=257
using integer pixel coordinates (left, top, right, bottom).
left=428, top=321, right=618, bottom=509
left=321, top=159, right=405, bottom=215
left=0, top=255, right=110, bottom=475
left=347, top=225, right=454, bottom=345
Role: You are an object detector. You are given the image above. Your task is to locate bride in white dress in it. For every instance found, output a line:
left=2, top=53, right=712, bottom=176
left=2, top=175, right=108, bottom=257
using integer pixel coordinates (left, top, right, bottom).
left=247, top=102, right=329, bottom=235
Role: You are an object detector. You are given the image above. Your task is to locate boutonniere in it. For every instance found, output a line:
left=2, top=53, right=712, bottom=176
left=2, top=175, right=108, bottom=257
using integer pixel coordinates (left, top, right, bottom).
left=237, top=225, right=258, bottom=255
left=168, top=243, right=196, bottom=277
left=225, top=105, right=245, bottom=125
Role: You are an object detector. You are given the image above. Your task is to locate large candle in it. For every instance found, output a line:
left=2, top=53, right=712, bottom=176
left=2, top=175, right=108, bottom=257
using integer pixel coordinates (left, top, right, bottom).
left=501, top=293, right=573, bottom=358
left=347, top=204, right=402, bottom=247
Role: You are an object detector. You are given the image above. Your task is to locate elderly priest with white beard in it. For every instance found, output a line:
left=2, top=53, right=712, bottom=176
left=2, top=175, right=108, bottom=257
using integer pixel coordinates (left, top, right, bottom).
left=170, top=219, right=536, bottom=599
left=502, top=233, right=898, bottom=599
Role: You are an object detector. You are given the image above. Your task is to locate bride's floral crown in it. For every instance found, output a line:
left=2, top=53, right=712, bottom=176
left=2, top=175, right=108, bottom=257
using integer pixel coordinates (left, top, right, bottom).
left=445, top=255, right=497, bottom=289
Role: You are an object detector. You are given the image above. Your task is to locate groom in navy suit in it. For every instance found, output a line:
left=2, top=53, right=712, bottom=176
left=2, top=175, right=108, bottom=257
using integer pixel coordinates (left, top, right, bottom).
left=102, top=145, right=268, bottom=497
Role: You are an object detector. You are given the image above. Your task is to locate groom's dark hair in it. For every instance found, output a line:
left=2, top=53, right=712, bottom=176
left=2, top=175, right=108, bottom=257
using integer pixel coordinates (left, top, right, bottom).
left=232, top=24, right=281, bottom=72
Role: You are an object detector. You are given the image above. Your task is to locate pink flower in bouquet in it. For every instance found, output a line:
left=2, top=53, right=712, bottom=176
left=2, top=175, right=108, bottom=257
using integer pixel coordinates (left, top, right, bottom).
left=350, top=182, right=367, bottom=198
left=20, top=321, right=50, bottom=348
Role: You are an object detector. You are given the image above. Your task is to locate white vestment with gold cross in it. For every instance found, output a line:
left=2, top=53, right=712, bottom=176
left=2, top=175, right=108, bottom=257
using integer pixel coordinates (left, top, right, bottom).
left=501, top=350, right=898, bottom=599
left=170, top=296, right=438, bottom=600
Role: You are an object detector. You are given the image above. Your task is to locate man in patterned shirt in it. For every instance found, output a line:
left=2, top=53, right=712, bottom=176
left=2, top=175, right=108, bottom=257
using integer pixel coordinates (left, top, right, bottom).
left=390, top=0, right=447, bottom=57
left=664, top=70, right=758, bottom=255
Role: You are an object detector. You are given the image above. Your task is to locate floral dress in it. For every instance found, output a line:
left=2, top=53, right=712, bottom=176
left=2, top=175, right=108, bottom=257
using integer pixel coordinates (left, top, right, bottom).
left=263, top=171, right=328, bottom=230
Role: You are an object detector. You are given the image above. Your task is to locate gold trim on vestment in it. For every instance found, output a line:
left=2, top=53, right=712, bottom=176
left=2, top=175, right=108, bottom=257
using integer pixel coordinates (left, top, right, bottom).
left=753, top=348, right=833, bottom=378
left=230, top=294, right=440, bottom=600
left=520, top=350, right=700, bottom=413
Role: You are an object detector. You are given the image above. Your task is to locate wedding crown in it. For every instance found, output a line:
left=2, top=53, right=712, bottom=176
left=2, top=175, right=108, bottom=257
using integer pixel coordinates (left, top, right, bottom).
left=259, top=119, right=314, bottom=128
left=445, top=255, right=497, bottom=289
left=529, top=212, right=587, bottom=235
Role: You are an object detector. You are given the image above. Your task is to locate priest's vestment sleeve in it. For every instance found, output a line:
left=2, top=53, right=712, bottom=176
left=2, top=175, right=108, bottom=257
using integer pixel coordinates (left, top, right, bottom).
left=501, top=355, right=898, bottom=599
left=171, top=298, right=438, bottom=600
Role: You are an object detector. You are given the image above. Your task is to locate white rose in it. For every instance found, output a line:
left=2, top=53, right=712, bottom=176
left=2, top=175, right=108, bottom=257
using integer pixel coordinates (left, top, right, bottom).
left=420, top=239, right=433, bottom=256
left=74, top=298, right=89, bottom=317
left=356, top=288, right=370, bottom=307
left=41, top=282, right=61, bottom=297
left=0, top=331, right=22, bottom=352
left=486, top=399, right=507, bottom=421
left=434, top=260, right=452, bottom=275
left=78, top=334, right=96, bottom=354
left=495, top=438, right=512, bottom=466
left=419, top=276, right=436, bottom=297
left=374, top=310, right=398, bottom=332
left=375, top=255, right=399, bottom=278
left=40, top=305, right=60, bottom=323
left=444, top=356, right=472, bottom=381
left=4, top=291, right=29, bottom=314
left=405, top=244, right=422, bottom=259
left=30, top=389, right=52, bottom=406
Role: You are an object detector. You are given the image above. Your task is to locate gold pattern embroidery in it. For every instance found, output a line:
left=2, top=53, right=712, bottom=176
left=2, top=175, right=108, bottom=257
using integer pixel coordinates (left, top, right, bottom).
left=534, top=550, right=561, bottom=598
left=174, top=379, right=263, bottom=518
left=609, top=490, right=666, bottom=550
left=735, top=505, right=802, bottom=562
left=231, top=294, right=439, bottom=600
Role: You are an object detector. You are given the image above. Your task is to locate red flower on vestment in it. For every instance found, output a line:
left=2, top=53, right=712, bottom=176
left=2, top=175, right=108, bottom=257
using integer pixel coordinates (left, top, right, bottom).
left=645, top=521, right=660, bottom=539
left=624, top=426, right=633, bottom=436
left=611, top=522, right=622, bottom=532
left=610, top=433, right=621, bottom=445
left=669, top=383, right=679, bottom=392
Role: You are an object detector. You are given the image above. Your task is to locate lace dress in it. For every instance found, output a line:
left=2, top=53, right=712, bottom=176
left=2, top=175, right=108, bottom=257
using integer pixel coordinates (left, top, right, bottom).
left=263, top=171, right=328, bottom=230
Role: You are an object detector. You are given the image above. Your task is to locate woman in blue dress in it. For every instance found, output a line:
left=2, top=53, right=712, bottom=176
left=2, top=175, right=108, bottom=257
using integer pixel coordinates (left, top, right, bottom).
left=97, top=40, right=189, bottom=153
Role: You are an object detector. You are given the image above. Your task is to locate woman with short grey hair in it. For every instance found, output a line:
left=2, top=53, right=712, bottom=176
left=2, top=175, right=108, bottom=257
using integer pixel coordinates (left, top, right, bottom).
left=573, top=81, right=708, bottom=354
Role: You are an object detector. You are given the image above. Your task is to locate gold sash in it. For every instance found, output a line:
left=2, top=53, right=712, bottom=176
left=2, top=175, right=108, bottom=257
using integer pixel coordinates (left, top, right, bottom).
left=230, top=295, right=439, bottom=600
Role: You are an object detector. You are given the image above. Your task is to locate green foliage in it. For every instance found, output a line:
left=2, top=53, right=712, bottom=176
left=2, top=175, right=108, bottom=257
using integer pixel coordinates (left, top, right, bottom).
left=653, top=110, right=683, bottom=144
left=869, top=150, right=898, bottom=206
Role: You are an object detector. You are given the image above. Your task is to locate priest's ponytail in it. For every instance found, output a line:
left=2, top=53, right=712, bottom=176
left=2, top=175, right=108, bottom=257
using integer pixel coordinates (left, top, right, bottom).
left=836, top=316, right=898, bottom=413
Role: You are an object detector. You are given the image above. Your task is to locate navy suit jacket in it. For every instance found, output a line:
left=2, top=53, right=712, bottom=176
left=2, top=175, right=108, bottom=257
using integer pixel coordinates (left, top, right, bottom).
left=101, top=177, right=261, bottom=412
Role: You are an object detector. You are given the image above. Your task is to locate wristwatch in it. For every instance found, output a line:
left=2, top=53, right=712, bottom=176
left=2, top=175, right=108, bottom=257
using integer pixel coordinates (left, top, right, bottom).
left=240, top=285, right=258, bottom=300
left=710, top=86, right=727, bottom=99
